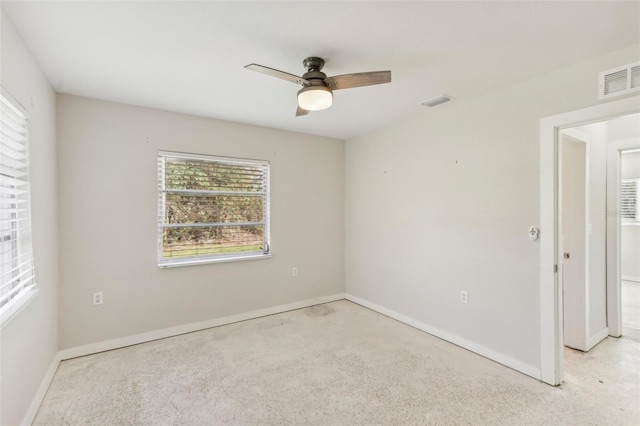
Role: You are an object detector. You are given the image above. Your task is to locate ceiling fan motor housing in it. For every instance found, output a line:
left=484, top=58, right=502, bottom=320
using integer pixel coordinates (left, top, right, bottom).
left=303, top=57, right=325, bottom=72
left=302, top=57, right=329, bottom=87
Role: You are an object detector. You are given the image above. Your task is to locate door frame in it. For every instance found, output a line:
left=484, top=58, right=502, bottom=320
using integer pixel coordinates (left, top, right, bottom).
left=539, top=96, right=639, bottom=386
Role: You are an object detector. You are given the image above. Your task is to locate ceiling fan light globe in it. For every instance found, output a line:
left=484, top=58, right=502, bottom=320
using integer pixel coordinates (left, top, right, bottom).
left=297, top=86, right=333, bottom=111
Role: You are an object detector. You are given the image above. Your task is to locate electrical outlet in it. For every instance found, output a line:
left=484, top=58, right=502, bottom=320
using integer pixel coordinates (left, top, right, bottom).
left=292, top=267, right=298, bottom=277
left=460, top=290, right=468, bottom=304
left=93, top=292, right=103, bottom=306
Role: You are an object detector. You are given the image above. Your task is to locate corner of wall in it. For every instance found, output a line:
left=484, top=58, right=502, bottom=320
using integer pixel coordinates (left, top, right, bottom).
left=1, top=9, right=60, bottom=426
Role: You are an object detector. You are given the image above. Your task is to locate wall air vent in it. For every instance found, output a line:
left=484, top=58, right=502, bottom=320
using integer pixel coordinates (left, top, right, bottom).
left=598, top=61, right=640, bottom=100
left=422, top=94, right=454, bottom=107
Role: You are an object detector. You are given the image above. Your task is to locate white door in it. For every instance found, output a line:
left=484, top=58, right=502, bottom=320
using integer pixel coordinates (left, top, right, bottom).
left=561, top=135, right=588, bottom=350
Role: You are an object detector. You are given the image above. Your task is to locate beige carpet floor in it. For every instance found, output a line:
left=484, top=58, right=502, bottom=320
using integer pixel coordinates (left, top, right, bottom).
left=34, top=300, right=640, bottom=425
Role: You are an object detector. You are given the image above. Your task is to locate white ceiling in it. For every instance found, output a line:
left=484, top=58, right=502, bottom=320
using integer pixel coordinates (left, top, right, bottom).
left=3, top=1, right=639, bottom=140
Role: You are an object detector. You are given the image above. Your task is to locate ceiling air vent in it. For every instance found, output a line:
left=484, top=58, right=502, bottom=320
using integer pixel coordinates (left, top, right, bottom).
left=598, top=61, right=640, bottom=100
left=422, top=94, right=454, bottom=107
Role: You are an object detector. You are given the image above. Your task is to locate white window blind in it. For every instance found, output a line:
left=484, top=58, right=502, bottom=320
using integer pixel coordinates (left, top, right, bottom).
left=157, top=151, right=270, bottom=267
left=621, top=178, right=638, bottom=222
left=0, top=91, right=37, bottom=325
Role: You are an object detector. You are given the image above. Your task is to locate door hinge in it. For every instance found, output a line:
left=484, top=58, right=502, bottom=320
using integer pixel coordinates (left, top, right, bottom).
left=553, top=264, right=558, bottom=273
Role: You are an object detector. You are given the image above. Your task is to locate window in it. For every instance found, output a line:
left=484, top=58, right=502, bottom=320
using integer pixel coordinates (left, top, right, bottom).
left=621, top=178, right=639, bottom=222
left=0, top=91, right=37, bottom=325
left=157, top=151, right=270, bottom=267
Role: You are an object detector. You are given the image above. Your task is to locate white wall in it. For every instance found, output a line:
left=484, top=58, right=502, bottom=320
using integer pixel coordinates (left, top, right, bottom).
left=57, top=94, right=344, bottom=349
left=345, top=44, right=639, bottom=373
left=0, top=11, right=59, bottom=426
left=609, top=114, right=640, bottom=141
left=584, top=123, right=608, bottom=340
left=585, top=123, right=608, bottom=342
left=621, top=150, right=640, bottom=281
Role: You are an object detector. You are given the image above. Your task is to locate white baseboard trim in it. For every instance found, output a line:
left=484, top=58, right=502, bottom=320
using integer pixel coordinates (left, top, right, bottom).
left=621, top=275, right=640, bottom=283
left=587, top=327, right=609, bottom=351
left=345, top=293, right=541, bottom=380
left=58, top=293, right=345, bottom=361
left=21, top=355, right=61, bottom=426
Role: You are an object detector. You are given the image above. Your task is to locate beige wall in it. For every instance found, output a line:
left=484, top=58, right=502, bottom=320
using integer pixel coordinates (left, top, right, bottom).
left=345, top=44, right=640, bottom=371
left=0, top=11, right=59, bottom=426
left=56, top=95, right=345, bottom=349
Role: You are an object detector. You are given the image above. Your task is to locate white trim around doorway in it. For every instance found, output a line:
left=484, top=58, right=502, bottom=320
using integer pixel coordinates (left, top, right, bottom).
left=539, top=96, right=640, bottom=386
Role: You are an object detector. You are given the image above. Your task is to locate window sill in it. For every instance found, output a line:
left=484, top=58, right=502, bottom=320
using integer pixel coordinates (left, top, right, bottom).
left=0, top=287, right=39, bottom=329
left=159, top=253, right=272, bottom=268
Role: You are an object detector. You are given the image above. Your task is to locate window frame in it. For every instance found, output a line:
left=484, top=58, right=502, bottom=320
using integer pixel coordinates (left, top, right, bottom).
left=0, top=88, right=38, bottom=327
left=157, top=150, right=271, bottom=268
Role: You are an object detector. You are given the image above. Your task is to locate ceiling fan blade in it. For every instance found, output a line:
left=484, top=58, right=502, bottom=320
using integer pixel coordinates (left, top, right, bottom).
left=245, top=64, right=310, bottom=86
left=325, top=71, right=391, bottom=90
left=296, top=105, right=309, bottom=117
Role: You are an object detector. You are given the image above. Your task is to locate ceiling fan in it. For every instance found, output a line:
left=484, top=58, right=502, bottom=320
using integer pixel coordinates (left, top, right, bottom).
left=245, top=57, right=391, bottom=117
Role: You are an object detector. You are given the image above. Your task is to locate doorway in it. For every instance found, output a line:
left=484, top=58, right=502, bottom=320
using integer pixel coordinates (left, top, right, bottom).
left=539, top=97, right=640, bottom=386
left=557, top=117, right=638, bottom=355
